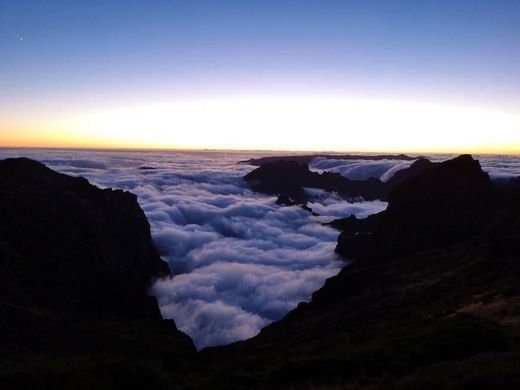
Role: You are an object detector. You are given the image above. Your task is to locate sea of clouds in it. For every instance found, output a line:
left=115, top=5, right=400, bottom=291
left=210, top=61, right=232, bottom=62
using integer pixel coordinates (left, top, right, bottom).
left=0, top=148, right=518, bottom=349
left=309, top=157, right=414, bottom=182
left=308, top=153, right=520, bottom=181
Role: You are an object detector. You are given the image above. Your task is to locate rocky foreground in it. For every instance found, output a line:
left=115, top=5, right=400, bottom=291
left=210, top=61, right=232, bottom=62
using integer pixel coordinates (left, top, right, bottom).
left=0, top=158, right=195, bottom=389
left=204, top=155, right=520, bottom=389
left=1, top=155, right=520, bottom=389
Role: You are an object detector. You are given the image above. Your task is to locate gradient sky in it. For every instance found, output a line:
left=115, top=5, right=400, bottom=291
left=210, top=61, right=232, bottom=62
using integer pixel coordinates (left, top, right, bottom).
left=1, top=0, right=519, bottom=152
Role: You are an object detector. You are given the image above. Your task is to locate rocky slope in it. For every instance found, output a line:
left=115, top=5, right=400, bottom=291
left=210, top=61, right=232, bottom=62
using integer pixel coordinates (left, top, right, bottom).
left=0, top=158, right=195, bottom=389
left=241, top=153, right=419, bottom=166
left=201, top=155, right=520, bottom=389
left=244, top=160, right=387, bottom=202
left=335, top=155, right=497, bottom=260
left=244, top=157, right=434, bottom=203
left=3, top=155, right=520, bottom=389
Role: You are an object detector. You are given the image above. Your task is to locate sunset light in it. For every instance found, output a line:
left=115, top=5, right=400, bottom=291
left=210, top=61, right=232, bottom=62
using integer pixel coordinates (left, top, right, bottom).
left=3, top=97, right=520, bottom=153
left=3, top=1, right=520, bottom=385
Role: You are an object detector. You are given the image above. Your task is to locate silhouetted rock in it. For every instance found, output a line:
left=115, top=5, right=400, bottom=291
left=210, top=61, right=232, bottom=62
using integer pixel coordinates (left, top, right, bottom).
left=244, top=156, right=437, bottom=204
left=275, top=194, right=297, bottom=206
left=203, top=155, right=520, bottom=389
left=241, top=153, right=420, bottom=166
left=300, top=203, right=319, bottom=215
left=0, top=158, right=195, bottom=387
left=335, top=155, right=497, bottom=260
left=385, top=157, right=436, bottom=188
left=4, top=156, right=520, bottom=390
left=244, top=160, right=312, bottom=202
left=244, top=160, right=388, bottom=202
left=0, top=158, right=169, bottom=319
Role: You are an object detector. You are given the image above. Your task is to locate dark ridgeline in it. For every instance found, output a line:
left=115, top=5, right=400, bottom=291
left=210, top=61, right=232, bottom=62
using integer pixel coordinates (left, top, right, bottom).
left=2, top=155, right=520, bottom=389
left=241, top=153, right=420, bottom=166
left=244, top=156, right=434, bottom=203
left=0, top=158, right=194, bottom=389
left=244, top=160, right=387, bottom=202
left=207, top=154, right=520, bottom=389
left=0, top=158, right=169, bottom=318
left=335, top=155, right=497, bottom=259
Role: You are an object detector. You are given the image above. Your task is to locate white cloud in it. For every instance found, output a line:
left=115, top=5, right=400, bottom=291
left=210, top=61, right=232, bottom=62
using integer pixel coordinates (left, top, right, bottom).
left=1, top=148, right=518, bottom=349
left=309, top=157, right=414, bottom=182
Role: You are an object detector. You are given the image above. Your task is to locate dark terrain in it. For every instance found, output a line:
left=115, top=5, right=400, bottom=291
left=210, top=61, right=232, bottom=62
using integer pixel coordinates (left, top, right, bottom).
left=2, top=155, right=520, bottom=389
left=241, top=153, right=420, bottom=166
left=199, top=155, right=520, bottom=389
left=0, top=158, right=195, bottom=389
left=244, top=157, right=434, bottom=202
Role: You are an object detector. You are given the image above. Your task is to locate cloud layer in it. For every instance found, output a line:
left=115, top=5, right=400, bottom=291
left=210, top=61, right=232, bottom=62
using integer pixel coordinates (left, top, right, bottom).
left=1, top=148, right=518, bottom=349
left=308, top=154, right=520, bottom=182
left=0, top=149, right=388, bottom=348
left=309, top=157, right=413, bottom=182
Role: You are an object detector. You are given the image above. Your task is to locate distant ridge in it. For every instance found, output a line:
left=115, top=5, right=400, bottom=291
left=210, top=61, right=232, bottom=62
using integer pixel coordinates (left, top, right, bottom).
left=244, top=157, right=434, bottom=202
left=3, top=155, right=520, bottom=389
left=240, top=153, right=420, bottom=166
left=208, top=155, right=520, bottom=388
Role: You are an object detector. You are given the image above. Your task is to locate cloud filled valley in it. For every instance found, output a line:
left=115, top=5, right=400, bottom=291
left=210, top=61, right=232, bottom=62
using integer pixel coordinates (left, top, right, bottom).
left=1, top=148, right=519, bottom=349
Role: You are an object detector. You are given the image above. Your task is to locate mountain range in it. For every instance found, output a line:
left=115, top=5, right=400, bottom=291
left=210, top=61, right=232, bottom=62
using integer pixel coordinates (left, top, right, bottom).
left=1, top=155, right=519, bottom=389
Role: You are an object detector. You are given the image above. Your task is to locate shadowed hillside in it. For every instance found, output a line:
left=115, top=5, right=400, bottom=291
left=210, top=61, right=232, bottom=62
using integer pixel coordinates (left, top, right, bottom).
left=200, top=155, right=520, bottom=389
left=244, top=157, right=434, bottom=203
left=0, top=158, right=195, bottom=389
left=2, top=156, right=520, bottom=389
left=241, top=153, right=420, bottom=166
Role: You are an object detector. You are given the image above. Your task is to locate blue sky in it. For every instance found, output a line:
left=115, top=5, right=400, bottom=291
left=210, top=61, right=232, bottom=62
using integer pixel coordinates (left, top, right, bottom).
left=1, top=1, right=519, bottom=150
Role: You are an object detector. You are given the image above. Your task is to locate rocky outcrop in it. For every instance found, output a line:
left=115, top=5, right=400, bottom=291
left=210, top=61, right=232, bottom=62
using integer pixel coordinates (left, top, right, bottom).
left=0, top=158, right=170, bottom=319
left=0, top=158, right=195, bottom=388
left=244, top=160, right=388, bottom=202
left=385, top=157, right=435, bottom=188
left=241, top=153, right=419, bottom=166
left=335, top=155, right=497, bottom=260
left=3, top=155, right=520, bottom=389
left=244, top=156, right=434, bottom=203
left=203, top=155, right=520, bottom=389
left=275, top=194, right=297, bottom=206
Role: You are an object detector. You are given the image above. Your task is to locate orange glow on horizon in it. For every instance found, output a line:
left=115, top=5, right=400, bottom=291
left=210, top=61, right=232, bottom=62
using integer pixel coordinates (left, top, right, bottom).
left=2, top=97, right=520, bottom=155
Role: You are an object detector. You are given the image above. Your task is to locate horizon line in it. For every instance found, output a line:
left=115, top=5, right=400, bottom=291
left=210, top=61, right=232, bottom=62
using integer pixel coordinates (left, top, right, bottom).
left=1, top=144, right=519, bottom=157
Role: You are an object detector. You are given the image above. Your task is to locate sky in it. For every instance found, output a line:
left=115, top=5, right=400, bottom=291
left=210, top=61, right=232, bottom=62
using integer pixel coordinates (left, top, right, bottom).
left=1, top=0, right=519, bottom=152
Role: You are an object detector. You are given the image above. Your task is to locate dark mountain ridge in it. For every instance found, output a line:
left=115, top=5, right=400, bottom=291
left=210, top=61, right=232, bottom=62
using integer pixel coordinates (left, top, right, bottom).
left=0, top=158, right=194, bottom=389
left=2, top=155, right=520, bottom=389
left=244, top=157, right=435, bottom=203
left=241, top=153, right=420, bottom=166
left=0, top=157, right=169, bottom=318
left=200, top=154, right=520, bottom=389
left=334, top=155, right=497, bottom=260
